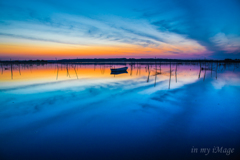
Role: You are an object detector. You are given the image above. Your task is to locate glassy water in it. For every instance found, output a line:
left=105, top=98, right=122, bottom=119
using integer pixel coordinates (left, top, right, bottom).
left=0, top=62, right=240, bottom=160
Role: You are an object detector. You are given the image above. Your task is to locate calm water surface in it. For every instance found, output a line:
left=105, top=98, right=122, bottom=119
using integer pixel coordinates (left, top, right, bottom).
left=0, top=62, right=240, bottom=160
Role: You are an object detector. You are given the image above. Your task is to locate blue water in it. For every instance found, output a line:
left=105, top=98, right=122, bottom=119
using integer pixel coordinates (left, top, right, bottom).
left=0, top=63, right=240, bottom=160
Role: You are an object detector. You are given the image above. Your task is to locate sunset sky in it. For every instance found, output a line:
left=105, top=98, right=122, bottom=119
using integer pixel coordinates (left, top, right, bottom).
left=0, top=0, right=240, bottom=60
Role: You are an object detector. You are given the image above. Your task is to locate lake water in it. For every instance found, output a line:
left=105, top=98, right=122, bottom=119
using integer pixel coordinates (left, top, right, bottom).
left=0, top=62, right=240, bottom=160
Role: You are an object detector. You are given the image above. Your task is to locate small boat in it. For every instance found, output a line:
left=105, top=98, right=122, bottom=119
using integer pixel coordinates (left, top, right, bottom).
left=110, top=67, right=128, bottom=72
left=111, top=70, right=128, bottom=75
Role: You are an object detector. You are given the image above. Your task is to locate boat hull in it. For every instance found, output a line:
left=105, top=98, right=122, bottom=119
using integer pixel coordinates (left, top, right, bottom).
left=110, top=67, right=128, bottom=72
left=111, top=70, right=128, bottom=75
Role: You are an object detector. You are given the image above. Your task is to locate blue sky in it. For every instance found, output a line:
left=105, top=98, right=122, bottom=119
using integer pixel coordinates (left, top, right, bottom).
left=0, top=0, right=240, bottom=59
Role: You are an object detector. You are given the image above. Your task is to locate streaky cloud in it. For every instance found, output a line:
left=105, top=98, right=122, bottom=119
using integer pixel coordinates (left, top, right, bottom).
left=0, top=33, right=82, bottom=45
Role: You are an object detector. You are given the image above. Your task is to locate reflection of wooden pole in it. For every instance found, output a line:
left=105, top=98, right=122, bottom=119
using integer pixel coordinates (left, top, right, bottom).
left=56, top=64, right=59, bottom=80
left=66, top=64, right=70, bottom=78
left=155, top=58, right=157, bottom=70
left=154, top=74, right=156, bottom=86
left=11, top=63, right=13, bottom=80
left=19, top=64, right=21, bottom=75
left=211, top=62, right=212, bottom=77
left=100, top=65, right=105, bottom=74
left=154, top=63, right=157, bottom=87
left=175, top=64, right=177, bottom=83
left=216, top=62, right=218, bottom=80
left=130, top=64, right=133, bottom=76
left=1, top=63, right=3, bottom=74
left=198, top=62, right=202, bottom=79
left=169, top=62, right=171, bottom=89
left=147, top=65, right=150, bottom=82
left=73, top=65, right=78, bottom=79
left=136, top=63, right=138, bottom=75
left=203, top=62, right=206, bottom=81
left=66, top=64, right=68, bottom=76
left=160, top=62, right=161, bottom=74
left=139, top=65, right=141, bottom=76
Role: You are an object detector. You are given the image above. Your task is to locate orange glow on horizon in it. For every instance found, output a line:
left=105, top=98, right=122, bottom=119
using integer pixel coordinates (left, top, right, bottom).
left=0, top=41, right=208, bottom=60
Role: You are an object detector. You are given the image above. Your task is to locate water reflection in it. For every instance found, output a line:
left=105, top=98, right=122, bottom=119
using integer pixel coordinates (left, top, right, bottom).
left=0, top=62, right=240, bottom=160
left=1, top=62, right=239, bottom=89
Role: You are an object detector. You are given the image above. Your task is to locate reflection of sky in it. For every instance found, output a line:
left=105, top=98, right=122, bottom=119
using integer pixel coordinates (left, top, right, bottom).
left=0, top=63, right=240, bottom=159
left=0, top=0, right=240, bottom=59
left=0, top=64, right=215, bottom=89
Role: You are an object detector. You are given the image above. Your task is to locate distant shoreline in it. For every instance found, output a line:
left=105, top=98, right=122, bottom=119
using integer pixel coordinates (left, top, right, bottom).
left=0, top=58, right=240, bottom=64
